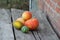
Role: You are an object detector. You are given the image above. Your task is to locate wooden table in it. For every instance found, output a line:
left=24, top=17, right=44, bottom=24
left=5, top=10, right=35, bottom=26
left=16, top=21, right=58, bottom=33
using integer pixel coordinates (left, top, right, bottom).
left=0, top=8, right=59, bottom=40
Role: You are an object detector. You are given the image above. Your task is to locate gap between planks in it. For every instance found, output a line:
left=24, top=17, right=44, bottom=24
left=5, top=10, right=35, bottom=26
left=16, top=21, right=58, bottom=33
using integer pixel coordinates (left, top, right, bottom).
left=12, top=9, right=40, bottom=40
left=46, top=15, right=60, bottom=39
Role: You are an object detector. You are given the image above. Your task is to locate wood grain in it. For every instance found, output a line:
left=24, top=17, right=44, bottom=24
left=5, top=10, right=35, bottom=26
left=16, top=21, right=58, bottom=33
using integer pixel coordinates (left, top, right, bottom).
left=29, top=0, right=59, bottom=40
left=11, top=9, right=37, bottom=40
left=30, top=10, right=59, bottom=40
left=0, top=9, right=14, bottom=40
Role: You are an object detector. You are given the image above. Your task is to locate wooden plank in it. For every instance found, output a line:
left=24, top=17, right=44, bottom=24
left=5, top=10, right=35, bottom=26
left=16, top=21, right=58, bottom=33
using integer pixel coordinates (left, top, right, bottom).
left=11, top=9, right=37, bottom=40
left=43, top=0, right=60, bottom=37
left=29, top=0, right=59, bottom=40
left=47, top=14, right=60, bottom=38
left=31, top=10, right=59, bottom=40
left=0, top=9, right=14, bottom=40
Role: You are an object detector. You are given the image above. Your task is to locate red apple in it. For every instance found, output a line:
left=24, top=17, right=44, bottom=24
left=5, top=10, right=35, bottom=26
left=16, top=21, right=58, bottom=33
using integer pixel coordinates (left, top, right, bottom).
left=22, top=11, right=32, bottom=21
left=24, top=18, right=39, bottom=30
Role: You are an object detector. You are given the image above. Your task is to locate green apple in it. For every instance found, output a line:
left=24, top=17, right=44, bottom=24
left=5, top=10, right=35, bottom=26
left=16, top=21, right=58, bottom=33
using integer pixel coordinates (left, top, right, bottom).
left=21, top=26, right=29, bottom=33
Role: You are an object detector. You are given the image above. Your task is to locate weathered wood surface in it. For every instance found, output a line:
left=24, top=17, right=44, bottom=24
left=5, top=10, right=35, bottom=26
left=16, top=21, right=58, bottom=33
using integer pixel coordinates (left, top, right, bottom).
left=0, top=9, right=14, bottom=40
left=11, top=9, right=36, bottom=40
left=11, top=9, right=59, bottom=40
left=46, top=9, right=60, bottom=37
left=31, top=0, right=60, bottom=38
left=30, top=10, right=59, bottom=40
left=29, top=0, right=59, bottom=40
